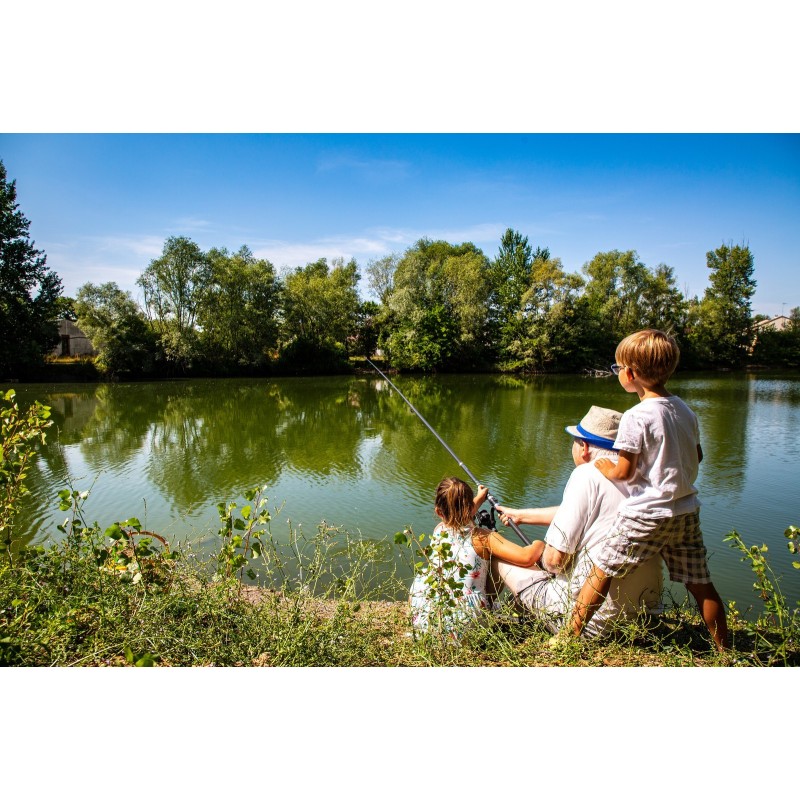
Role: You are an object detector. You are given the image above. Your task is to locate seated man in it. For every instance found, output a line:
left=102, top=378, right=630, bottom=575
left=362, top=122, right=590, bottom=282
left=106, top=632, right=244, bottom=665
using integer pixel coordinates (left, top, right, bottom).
left=495, top=405, right=663, bottom=638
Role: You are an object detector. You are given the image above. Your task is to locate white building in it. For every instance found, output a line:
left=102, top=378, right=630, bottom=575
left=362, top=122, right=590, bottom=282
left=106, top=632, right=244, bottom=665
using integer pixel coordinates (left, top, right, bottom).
left=753, top=315, right=792, bottom=333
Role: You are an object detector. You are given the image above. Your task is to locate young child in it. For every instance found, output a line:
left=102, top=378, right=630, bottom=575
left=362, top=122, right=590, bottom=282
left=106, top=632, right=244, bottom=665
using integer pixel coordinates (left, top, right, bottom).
left=565, top=329, right=729, bottom=649
left=409, top=476, right=544, bottom=634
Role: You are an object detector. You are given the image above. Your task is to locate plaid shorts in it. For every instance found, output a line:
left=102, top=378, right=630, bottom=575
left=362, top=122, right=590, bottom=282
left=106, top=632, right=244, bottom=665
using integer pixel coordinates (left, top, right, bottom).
left=595, top=510, right=712, bottom=584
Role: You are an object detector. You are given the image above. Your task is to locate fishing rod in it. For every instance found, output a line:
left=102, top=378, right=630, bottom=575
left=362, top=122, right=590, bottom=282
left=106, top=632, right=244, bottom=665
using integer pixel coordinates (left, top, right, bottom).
left=366, top=359, right=532, bottom=546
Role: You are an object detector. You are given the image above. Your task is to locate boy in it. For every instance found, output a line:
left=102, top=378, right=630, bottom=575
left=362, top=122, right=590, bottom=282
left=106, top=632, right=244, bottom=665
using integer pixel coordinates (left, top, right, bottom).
left=564, top=329, right=729, bottom=650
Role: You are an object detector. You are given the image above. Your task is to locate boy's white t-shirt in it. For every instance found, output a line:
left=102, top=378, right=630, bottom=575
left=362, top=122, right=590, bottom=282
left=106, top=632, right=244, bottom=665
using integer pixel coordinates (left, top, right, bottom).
left=613, top=395, right=701, bottom=519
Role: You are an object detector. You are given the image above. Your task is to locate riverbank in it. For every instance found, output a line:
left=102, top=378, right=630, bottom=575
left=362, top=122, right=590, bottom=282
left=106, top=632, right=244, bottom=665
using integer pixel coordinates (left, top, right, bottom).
left=15, top=355, right=800, bottom=385
left=2, top=536, right=793, bottom=667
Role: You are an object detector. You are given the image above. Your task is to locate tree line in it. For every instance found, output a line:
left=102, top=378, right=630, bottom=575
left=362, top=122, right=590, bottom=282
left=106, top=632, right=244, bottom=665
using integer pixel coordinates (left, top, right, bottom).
left=2, top=159, right=798, bottom=380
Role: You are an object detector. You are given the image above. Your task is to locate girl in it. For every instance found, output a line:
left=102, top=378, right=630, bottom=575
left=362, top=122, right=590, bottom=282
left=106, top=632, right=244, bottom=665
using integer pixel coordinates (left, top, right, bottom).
left=409, top=476, right=545, bottom=634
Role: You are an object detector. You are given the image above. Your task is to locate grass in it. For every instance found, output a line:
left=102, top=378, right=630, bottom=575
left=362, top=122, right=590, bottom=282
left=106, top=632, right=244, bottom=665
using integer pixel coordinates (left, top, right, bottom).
left=2, top=519, right=794, bottom=667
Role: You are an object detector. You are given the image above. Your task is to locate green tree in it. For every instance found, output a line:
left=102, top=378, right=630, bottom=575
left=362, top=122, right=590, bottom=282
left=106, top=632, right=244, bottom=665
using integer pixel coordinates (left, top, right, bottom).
left=0, top=160, right=62, bottom=377
left=54, top=296, right=77, bottom=321
left=582, top=250, right=651, bottom=343
left=279, top=257, right=361, bottom=371
left=689, top=242, right=756, bottom=367
left=74, top=282, right=161, bottom=378
left=639, top=263, right=687, bottom=333
left=137, top=236, right=210, bottom=371
left=505, top=254, right=587, bottom=372
left=384, top=239, right=492, bottom=371
left=199, top=246, right=281, bottom=370
left=353, top=300, right=381, bottom=358
left=488, top=229, right=543, bottom=360
left=365, top=254, right=398, bottom=305
left=581, top=250, right=689, bottom=363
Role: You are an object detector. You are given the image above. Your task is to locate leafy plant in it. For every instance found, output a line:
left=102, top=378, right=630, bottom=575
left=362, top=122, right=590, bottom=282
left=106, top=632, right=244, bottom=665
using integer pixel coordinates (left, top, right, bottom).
left=215, top=485, right=273, bottom=588
left=724, top=525, right=800, bottom=665
left=396, top=525, right=475, bottom=638
left=1, top=390, right=52, bottom=562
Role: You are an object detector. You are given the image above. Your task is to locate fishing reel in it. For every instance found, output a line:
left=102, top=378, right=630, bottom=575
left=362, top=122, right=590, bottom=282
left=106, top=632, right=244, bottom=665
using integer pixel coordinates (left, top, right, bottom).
left=475, top=506, right=497, bottom=531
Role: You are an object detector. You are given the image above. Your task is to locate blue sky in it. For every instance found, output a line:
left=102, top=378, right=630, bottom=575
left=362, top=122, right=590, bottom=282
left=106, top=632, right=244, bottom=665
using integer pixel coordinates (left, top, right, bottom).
left=1, top=133, right=798, bottom=317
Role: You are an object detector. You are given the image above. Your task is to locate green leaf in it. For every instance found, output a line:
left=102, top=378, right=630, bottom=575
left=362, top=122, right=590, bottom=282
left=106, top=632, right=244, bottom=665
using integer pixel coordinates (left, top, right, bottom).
left=394, top=532, right=408, bottom=545
left=105, top=523, right=123, bottom=540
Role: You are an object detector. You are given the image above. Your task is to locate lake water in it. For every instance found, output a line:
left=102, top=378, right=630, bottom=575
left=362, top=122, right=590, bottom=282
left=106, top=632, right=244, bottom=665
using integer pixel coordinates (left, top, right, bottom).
left=9, top=372, right=800, bottom=609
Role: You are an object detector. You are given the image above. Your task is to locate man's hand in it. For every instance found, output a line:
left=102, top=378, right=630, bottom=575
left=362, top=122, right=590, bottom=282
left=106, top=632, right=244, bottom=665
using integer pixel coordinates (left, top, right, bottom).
left=495, top=504, right=519, bottom=526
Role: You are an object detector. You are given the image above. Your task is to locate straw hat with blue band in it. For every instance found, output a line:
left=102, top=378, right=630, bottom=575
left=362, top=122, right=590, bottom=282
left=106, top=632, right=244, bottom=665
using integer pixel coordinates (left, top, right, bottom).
left=564, top=405, right=622, bottom=450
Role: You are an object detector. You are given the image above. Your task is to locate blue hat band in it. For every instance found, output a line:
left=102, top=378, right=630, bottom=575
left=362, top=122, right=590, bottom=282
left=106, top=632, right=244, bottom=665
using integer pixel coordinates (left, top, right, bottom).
left=575, top=424, right=617, bottom=449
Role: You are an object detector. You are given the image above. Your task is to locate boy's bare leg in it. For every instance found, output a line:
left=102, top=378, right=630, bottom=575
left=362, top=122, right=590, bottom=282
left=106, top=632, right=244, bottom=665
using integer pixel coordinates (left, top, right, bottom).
left=568, top=564, right=612, bottom=637
left=686, top=582, right=729, bottom=650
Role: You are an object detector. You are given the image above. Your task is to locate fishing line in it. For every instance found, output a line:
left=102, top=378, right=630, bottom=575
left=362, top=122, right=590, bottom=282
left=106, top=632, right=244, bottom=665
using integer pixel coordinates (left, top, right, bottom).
left=366, top=359, right=531, bottom=546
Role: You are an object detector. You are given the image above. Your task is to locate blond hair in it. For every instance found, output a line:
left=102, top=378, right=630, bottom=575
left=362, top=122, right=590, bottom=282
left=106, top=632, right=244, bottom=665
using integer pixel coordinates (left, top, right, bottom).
left=435, top=477, right=475, bottom=530
left=615, top=328, right=680, bottom=386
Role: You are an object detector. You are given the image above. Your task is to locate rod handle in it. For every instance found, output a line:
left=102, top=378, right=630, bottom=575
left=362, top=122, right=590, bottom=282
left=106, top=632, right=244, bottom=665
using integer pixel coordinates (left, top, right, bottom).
left=486, top=492, right=532, bottom=546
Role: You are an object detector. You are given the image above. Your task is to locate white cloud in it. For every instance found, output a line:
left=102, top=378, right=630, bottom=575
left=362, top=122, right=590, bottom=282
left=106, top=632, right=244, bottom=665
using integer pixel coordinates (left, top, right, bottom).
left=250, top=222, right=525, bottom=270
left=44, top=234, right=164, bottom=297
left=87, top=234, right=165, bottom=259
left=250, top=231, right=409, bottom=269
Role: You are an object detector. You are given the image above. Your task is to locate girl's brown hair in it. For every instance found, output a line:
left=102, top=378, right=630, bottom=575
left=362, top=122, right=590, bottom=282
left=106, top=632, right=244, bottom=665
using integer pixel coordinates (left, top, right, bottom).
left=434, top=477, right=475, bottom=530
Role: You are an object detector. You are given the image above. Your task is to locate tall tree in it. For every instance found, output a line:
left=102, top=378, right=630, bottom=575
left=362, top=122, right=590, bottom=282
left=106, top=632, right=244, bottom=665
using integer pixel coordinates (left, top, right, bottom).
left=0, top=160, right=62, bottom=377
left=505, top=254, right=587, bottom=372
left=365, top=254, right=398, bottom=305
left=199, top=246, right=281, bottom=370
left=137, top=236, right=210, bottom=370
left=489, top=229, right=535, bottom=358
left=280, top=257, right=361, bottom=369
left=75, top=282, right=160, bottom=377
left=384, top=239, right=493, bottom=371
left=688, top=242, right=756, bottom=367
left=639, top=263, right=687, bottom=333
left=582, top=250, right=651, bottom=341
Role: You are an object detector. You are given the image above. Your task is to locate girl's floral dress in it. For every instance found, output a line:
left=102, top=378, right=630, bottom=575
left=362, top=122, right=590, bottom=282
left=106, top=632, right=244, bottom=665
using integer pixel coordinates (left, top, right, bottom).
left=409, top=522, right=490, bottom=634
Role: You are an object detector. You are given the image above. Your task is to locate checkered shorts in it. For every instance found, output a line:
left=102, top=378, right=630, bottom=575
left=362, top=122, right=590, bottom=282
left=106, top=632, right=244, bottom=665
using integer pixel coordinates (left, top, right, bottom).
left=595, top=510, right=711, bottom=584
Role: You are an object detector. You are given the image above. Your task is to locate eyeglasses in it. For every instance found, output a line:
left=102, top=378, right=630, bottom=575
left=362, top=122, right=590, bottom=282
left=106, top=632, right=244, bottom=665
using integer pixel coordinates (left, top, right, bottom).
left=610, top=364, right=623, bottom=375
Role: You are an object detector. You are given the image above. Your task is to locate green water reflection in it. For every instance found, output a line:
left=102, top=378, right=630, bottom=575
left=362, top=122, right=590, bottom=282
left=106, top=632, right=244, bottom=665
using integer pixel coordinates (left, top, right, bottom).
left=10, top=372, right=800, bottom=607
